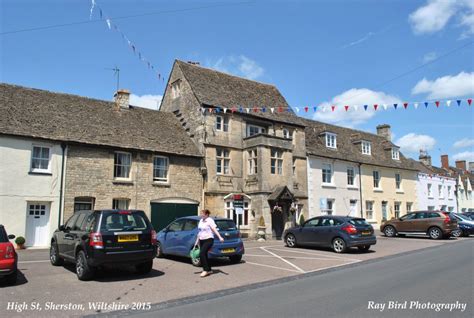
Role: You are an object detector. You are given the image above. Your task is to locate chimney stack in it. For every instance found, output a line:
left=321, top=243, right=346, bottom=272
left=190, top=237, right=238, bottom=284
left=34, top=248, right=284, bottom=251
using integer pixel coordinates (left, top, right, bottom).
left=114, top=89, right=130, bottom=110
left=441, top=155, right=449, bottom=169
left=419, top=150, right=432, bottom=166
left=376, top=124, right=391, bottom=141
left=455, top=160, right=467, bottom=171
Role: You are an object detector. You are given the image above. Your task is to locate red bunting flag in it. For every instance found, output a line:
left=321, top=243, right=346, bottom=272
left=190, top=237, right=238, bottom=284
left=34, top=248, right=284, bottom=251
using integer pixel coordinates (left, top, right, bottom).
left=468, top=99, right=472, bottom=105
left=344, top=105, right=349, bottom=111
left=231, top=107, right=237, bottom=113
left=374, top=104, right=378, bottom=110
left=403, top=103, right=408, bottom=109
left=331, top=105, right=336, bottom=112
left=435, top=101, right=440, bottom=107
left=253, top=106, right=258, bottom=113
left=304, top=106, right=309, bottom=112
left=278, top=107, right=283, bottom=113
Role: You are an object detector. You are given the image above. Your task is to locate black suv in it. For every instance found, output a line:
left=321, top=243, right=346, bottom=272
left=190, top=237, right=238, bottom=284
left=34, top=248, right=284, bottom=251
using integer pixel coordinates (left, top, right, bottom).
left=50, top=209, right=157, bottom=281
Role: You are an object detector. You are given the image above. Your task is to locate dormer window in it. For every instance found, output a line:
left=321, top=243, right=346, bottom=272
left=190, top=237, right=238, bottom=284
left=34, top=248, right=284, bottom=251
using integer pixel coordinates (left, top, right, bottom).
left=247, top=124, right=266, bottom=137
left=325, top=133, right=337, bottom=149
left=361, top=141, right=371, bottom=155
left=392, top=148, right=400, bottom=160
left=283, top=128, right=290, bottom=139
left=171, top=80, right=181, bottom=99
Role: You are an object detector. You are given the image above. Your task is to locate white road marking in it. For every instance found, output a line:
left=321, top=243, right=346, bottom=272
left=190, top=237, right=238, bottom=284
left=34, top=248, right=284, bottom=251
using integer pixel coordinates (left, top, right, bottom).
left=304, top=259, right=362, bottom=273
left=19, top=260, right=50, bottom=264
left=245, top=245, right=283, bottom=250
left=266, top=248, right=360, bottom=262
left=245, top=254, right=350, bottom=261
left=245, top=261, right=301, bottom=273
left=260, top=247, right=305, bottom=273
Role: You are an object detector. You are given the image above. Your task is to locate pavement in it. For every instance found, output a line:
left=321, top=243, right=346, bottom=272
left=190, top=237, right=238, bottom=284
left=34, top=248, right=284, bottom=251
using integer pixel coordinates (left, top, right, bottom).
left=0, top=234, right=470, bottom=317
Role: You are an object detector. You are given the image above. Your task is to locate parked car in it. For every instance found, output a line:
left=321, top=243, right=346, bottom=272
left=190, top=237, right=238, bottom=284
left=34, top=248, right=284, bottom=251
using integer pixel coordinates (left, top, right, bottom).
left=451, top=214, right=474, bottom=237
left=380, top=211, right=458, bottom=240
left=283, top=216, right=376, bottom=253
left=156, top=216, right=244, bottom=266
left=50, top=210, right=157, bottom=281
left=461, top=211, right=474, bottom=221
left=0, top=225, right=17, bottom=285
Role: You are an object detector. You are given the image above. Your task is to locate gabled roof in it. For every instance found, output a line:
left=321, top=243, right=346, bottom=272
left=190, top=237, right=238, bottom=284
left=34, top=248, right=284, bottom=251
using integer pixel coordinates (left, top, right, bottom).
left=303, top=118, right=417, bottom=171
left=0, top=83, right=201, bottom=157
left=174, top=60, right=305, bottom=127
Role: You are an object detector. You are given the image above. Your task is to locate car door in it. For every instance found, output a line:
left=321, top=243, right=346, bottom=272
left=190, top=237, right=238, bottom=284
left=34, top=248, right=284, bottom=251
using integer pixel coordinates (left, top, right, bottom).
left=64, top=212, right=87, bottom=259
left=59, top=213, right=79, bottom=259
left=397, top=213, right=417, bottom=232
left=314, top=217, right=340, bottom=246
left=297, top=218, right=321, bottom=245
left=162, top=219, right=186, bottom=255
left=176, top=219, right=198, bottom=255
left=411, top=212, right=430, bottom=232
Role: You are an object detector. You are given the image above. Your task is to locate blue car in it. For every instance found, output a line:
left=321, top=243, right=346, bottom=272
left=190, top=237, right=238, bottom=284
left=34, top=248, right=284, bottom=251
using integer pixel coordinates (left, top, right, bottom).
left=156, top=216, right=245, bottom=266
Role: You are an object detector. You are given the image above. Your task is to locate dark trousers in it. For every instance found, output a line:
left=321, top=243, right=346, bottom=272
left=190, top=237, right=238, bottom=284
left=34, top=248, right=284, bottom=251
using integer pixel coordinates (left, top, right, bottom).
left=199, top=238, right=214, bottom=272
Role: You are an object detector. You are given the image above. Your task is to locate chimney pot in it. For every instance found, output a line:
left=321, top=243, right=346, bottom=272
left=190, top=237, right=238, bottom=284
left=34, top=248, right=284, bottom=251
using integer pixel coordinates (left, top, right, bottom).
left=441, top=155, right=449, bottom=169
left=114, top=89, right=130, bottom=110
left=376, top=124, right=391, bottom=141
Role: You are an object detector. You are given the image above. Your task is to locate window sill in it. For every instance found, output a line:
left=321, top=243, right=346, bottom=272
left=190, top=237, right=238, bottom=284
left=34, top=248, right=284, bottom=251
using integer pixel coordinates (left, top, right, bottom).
left=347, top=186, right=359, bottom=190
left=29, top=171, right=52, bottom=176
left=113, top=180, right=134, bottom=185
left=396, top=190, right=404, bottom=194
left=428, top=196, right=434, bottom=199
left=373, top=188, right=383, bottom=193
left=322, top=184, right=337, bottom=189
left=152, top=182, right=171, bottom=188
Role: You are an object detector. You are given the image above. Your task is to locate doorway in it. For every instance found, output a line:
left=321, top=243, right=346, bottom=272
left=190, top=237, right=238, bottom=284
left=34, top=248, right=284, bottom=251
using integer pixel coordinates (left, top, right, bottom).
left=26, top=202, right=51, bottom=247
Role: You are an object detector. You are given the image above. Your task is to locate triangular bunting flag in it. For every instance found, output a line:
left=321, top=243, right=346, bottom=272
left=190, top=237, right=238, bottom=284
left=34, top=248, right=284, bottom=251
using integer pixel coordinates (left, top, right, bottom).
left=435, top=101, right=440, bottom=107
left=354, top=105, right=359, bottom=111
left=393, top=103, right=398, bottom=109
left=331, top=105, right=336, bottom=112
left=446, top=100, right=451, bottom=107
left=382, top=104, right=388, bottom=110
left=468, top=99, right=472, bottom=105
left=223, top=108, right=228, bottom=113
left=239, top=107, right=244, bottom=113
left=270, top=108, right=275, bottom=113
left=231, top=107, right=237, bottom=113
left=246, top=108, right=250, bottom=113
left=414, top=103, right=419, bottom=109
left=424, top=102, right=429, bottom=108
left=374, top=104, right=378, bottom=110
left=344, top=105, right=349, bottom=111
left=403, top=102, right=408, bottom=109
left=253, top=107, right=258, bottom=113
left=278, top=107, right=283, bottom=113
left=364, top=105, right=368, bottom=111
left=262, top=107, right=266, bottom=113
left=322, top=106, right=327, bottom=112
left=457, top=100, right=461, bottom=106
left=313, top=106, right=318, bottom=112
left=304, top=106, right=309, bottom=112
left=295, top=107, right=300, bottom=113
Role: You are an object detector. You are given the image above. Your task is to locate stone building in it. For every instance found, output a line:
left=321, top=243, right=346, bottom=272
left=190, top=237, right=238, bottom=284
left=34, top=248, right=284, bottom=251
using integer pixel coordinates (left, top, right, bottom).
left=160, top=60, right=308, bottom=239
left=0, top=84, right=203, bottom=245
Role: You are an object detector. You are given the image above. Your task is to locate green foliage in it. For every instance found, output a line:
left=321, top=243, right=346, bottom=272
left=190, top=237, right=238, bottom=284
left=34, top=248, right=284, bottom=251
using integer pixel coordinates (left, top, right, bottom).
left=15, top=236, right=25, bottom=245
left=298, top=214, right=305, bottom=225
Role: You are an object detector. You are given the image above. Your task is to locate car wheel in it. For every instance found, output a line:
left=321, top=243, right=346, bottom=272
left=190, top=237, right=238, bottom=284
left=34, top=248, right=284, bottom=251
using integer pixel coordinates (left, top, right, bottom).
left=332, top=237, right=347, bottom=253
left=285, top=233, right=297, bottom=248
left=358, top=245, right=370, bottom=252
left=229, top=255, right=242, bottom=264
left=383, top=225, right=396, bottom=237
left=428, top=227, right=442, bottom=240
left=451, top=229, right=462, bottom=238
left=50, top=242, right=64, bottom=266
left=76, top=250, right=95, bottom=281
left=191, top=256, right=201, bottom=267
left=136, top=260, right=153, bottom=275
left=6, top=271, right=17, bottom=285
left=156, top=242, right=164, bottom=258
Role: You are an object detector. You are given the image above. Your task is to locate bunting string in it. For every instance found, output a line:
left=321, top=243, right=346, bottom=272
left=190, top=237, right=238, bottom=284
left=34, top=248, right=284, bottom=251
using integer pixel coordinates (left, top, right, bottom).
left=195, top=98, right=473, bottom=114
left=89, top=0, right=164, bottom=82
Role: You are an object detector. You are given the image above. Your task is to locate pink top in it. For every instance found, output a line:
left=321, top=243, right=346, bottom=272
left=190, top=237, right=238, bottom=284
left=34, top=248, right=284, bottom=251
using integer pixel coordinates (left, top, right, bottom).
left=198, top=217, right=217, bottom=240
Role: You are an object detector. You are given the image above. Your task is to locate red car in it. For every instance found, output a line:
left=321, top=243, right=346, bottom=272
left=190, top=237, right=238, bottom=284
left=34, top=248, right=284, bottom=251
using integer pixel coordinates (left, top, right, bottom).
left=0, top=225, right=17, bottom=285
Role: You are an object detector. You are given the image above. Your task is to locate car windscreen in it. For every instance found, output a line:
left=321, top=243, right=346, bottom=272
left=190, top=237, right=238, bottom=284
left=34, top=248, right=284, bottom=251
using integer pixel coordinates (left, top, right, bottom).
left=0, top=228, right=7, bottom=242
left=215, top=220, right=237, bottom=231
left=348, top=218, right=370, bottom=226
left=456, top=214, right=470, bottom=221
left=100, top=212, right=149, bottom=231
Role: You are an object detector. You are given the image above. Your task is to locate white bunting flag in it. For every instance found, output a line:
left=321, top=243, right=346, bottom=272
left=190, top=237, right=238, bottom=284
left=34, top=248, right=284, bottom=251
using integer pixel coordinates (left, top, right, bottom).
left=446, top=100, right=451, bottom=107
left=223, top=108, right=228, bottom=113
left=106, top=18, right=112, bottom=29
left=90, top=0, right=96, bottom=20
left=295, top=107, right=300, bottom=113
left=383, top=104, right=388, bottom=110
left=414, top=103, right=419, bottom=109
left=270, top=108, right=275, bottom=113
left=246, top=108, right=250, bottom=113
left=354, top=105, right=359, bottom=111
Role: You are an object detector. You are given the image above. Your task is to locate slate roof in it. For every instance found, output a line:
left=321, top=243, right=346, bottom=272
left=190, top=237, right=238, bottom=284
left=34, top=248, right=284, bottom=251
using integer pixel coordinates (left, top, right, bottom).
left=174, top=60, right=305, bottom=127
left=0, top=83, right=201, bottom=157
left=303, top=119, right=418, bottom=171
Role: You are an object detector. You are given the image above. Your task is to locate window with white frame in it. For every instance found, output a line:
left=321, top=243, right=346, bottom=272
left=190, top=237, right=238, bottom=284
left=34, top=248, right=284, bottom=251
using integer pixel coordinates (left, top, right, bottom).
left=361, top=141, right=371, bottom=155
left=373, top=171, right=381, bottom=189
left=31, top=145, right=51, bottom=173
left=326, top=199, right=334, bottom=215
left=347, top=167, right=355, bottom=186
left=366, top=201, right=374, bottom=220
left=428, top=205, right=435, bottom=211
left=153, top=156, right=169, bottom=182
left=114, top=152, right=131, bottom=179
left=406, top=202, right=412, bottom=213
left=224, top=199, right=249, bottom=227
left=216, top=148, right=230, bottom=175
left=395, top=173, right=402, bottom=190
left=448, top=186, right=452, bottom=199
left=74, top=197, right=95, bottom=213
left=283, top=128, right=290, bottom=139
left=248, top=149, right=257, bottom=175
left=216, top=116, right=229, bottom=132
left=247, top=124, right=266, bottom=137
left=392, top=148, right=400, bottom=160
left=325, top=133, right=337, bottom=149
left=438, top=185, right=443, bottom=198
left=171, top=80, right=181, bottom=99
left=427, top=183, right=433, bottom=197
left=394, top=202, right=401, bottom=219
left=113, top=198, right=130, bottom=210
left=322, top=163, right=333, bottom=184
left=271, top=148, right=283, bottom=175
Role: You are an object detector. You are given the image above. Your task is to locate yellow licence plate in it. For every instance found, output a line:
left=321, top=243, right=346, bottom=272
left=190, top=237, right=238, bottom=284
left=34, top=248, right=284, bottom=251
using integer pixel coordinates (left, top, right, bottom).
left=118, top=235, right=139, bottom=242
left=362, top=231, right=371, bottom=236
left=222, top=248, right=235, bottom=253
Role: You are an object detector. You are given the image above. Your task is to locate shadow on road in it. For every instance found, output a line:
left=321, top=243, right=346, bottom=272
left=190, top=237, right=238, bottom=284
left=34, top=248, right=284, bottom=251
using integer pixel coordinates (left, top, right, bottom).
left=0, top=269, right=28, bottom=288
left=162, top=254, right=244, bottom=268
left=61, top=263, right=164, bottom=282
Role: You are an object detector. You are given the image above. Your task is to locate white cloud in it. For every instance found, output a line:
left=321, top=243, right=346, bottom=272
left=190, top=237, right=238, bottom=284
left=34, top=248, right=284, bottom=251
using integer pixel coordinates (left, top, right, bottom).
left=453, top=138, right=474, bottom=149
left=409, top=0, right=474, bottom=36
left=312, top=88, right=402, bottom=127
left=395, top=133, right=437, bottom=154
left=422, top=51, right=438, bottom=63
left=208, top=55, right=264, bottom=80
left=453, top=151, right=474, bottom=162
left=129, top=94, right=162, bottom=110
left=411, top=71, right=474, bottom=99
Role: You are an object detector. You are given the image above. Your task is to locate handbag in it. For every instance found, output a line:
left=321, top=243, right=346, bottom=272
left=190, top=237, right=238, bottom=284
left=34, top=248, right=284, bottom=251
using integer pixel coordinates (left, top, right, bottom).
left=190, top=246, right=200, bottom=260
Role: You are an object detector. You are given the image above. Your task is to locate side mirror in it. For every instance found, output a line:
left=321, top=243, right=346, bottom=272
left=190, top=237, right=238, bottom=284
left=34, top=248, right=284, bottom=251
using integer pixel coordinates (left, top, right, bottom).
left=8, top=234, right=15, bottom=240
left=59, top=225, right=66, bottom=231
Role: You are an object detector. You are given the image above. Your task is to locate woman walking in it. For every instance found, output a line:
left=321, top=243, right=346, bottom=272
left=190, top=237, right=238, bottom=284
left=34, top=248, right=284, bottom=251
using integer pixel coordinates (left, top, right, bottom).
left=194, top=209, right=224, bottom=278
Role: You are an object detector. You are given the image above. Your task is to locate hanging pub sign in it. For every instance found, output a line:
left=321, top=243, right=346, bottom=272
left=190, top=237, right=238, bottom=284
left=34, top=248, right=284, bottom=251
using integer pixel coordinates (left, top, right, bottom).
left=233, top=194, right=244, bottom=209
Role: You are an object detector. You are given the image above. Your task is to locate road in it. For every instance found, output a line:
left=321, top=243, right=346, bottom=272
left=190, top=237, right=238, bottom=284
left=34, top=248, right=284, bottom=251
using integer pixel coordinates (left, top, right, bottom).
left=120, top=239, right=473, bottom=318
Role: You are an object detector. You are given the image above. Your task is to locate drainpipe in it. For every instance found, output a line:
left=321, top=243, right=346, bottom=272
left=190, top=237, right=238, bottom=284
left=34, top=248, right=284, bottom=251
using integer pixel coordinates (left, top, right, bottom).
left=58, top=143, right=67, bottom=228
left=358, top=163, right=363, bottom=218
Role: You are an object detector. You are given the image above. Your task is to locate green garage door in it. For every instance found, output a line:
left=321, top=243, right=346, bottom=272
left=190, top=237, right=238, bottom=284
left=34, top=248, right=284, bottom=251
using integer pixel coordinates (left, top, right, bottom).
left=150, top=203, right=199, bottom=231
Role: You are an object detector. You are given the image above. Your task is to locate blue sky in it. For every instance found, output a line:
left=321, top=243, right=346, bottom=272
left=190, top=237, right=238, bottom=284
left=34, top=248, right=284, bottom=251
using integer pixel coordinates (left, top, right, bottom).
left=1, top=0, right=473, bottom=166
